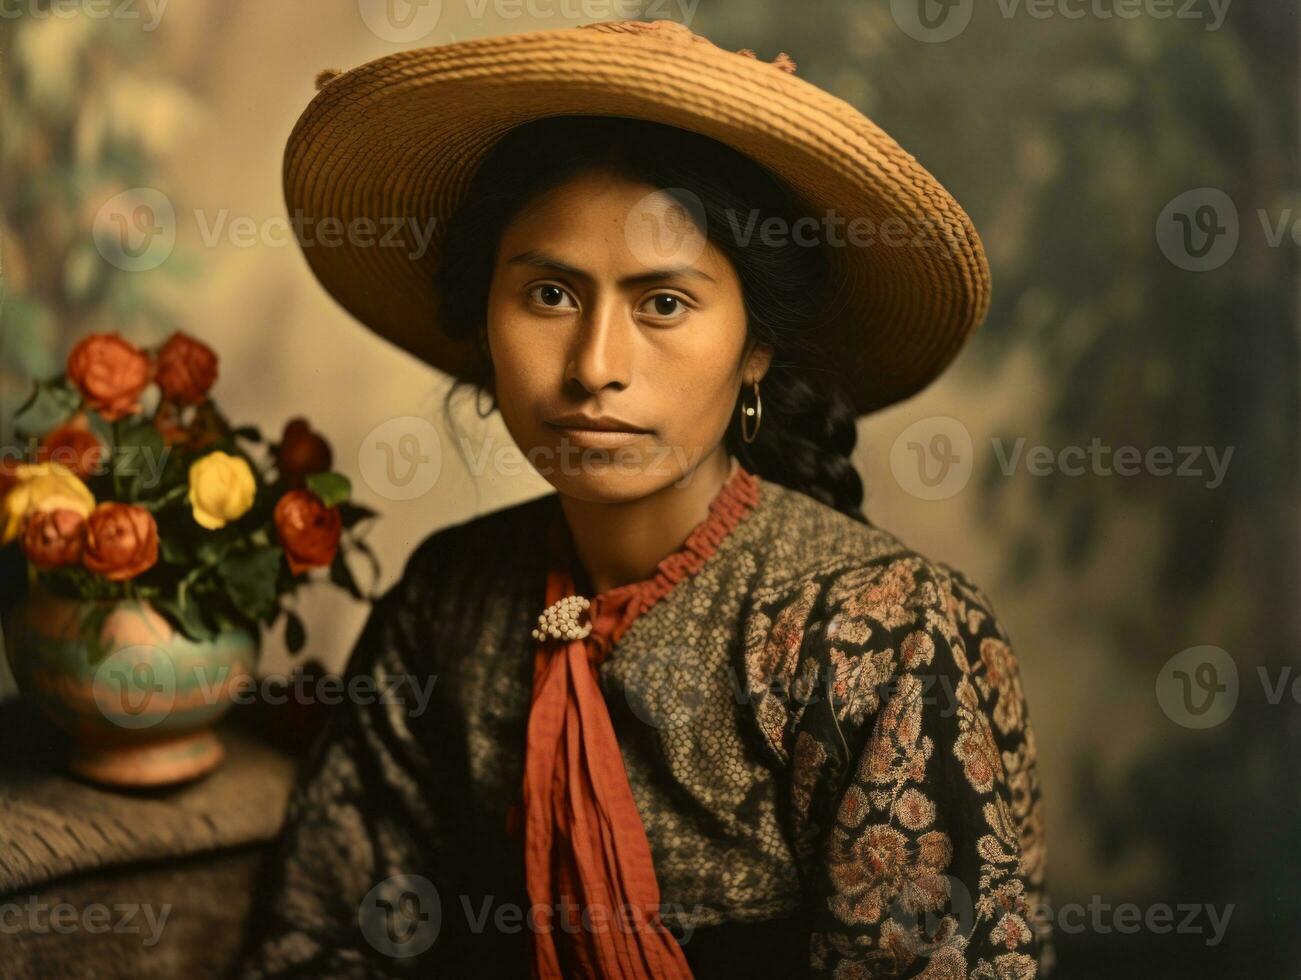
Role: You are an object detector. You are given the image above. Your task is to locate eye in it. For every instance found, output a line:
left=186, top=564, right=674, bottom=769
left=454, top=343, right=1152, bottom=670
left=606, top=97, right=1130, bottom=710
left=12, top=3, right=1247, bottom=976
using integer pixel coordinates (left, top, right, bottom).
left=637, top=292, right=692, bottom=322
left=527, top=283, right=578, bottom=312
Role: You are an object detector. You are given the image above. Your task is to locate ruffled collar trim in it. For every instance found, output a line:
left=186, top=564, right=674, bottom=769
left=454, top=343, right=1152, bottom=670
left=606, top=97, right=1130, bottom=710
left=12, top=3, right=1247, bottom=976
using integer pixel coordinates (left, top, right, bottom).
left=548, top=458, right=761, bottom=614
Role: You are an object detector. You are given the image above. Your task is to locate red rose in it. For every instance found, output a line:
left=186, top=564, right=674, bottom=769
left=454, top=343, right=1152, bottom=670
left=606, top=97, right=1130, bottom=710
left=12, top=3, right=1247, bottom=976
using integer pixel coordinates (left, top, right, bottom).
left=22, top=508, right=87, bottom=569
left=275, top=418, right=333, bottom=488
left=153, top=399, right=223, bottom=452
left=83, top=502, right=159, bottom=581
left=153, top=400, right=190, bottom=447
left=155, top=331, right=218, bottom=405
left=37, top=413, right=105, bottom=478
left=66, top=332, right=151, bottom=422
left=274, top=489, right=341, bottom=574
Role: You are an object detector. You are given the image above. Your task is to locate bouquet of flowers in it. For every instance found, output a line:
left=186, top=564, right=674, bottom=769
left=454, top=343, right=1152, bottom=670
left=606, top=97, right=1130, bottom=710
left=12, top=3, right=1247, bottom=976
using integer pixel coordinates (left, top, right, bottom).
left=1, top=330, right=379, bottom=653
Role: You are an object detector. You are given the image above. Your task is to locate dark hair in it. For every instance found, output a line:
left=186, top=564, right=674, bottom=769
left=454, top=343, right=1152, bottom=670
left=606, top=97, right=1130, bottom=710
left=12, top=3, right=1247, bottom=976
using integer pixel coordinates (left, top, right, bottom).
left=436, top=114, right=865, bottom=522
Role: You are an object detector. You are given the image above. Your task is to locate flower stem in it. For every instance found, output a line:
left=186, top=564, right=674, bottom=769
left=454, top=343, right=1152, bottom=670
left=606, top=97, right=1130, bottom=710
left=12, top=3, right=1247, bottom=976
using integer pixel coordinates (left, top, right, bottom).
left=139, top=483, right=187, bottom=512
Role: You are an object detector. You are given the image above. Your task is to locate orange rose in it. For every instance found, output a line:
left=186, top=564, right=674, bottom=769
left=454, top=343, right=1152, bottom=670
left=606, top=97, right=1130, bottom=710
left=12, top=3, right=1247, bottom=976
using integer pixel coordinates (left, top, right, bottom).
left=22, top=509, right=86, bottom=569
left=66, top=332, right=151, bottom=421
left=37, top=412, right=105, bottom=478
left=155, top=331, right=218, bottom=405
left=276, top=418, right=333, bottom=488
left=274, top=489, right=341, bottom=574
left=83, top=502, right=159, bottom=581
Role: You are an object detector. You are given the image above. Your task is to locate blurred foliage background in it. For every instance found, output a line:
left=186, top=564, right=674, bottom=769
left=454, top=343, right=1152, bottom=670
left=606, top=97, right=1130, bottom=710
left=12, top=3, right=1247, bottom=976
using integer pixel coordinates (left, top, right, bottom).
left=1, top=2, right=1297, bottom=977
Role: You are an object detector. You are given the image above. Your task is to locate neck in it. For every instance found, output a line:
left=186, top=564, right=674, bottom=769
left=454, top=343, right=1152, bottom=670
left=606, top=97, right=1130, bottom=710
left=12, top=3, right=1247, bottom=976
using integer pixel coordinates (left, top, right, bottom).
left=557, top=445, right=736, bottom=595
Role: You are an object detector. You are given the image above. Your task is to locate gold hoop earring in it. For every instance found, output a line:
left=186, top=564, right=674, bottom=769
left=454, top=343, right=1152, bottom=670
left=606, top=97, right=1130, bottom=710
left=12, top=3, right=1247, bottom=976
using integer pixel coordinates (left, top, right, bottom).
left=740, top=379, right=762, bottom=443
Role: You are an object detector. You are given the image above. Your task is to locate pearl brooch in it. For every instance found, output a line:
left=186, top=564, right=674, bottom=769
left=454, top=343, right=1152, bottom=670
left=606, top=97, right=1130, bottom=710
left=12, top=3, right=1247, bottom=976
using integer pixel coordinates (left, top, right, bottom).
left=531, top=594, right=592, bottom=641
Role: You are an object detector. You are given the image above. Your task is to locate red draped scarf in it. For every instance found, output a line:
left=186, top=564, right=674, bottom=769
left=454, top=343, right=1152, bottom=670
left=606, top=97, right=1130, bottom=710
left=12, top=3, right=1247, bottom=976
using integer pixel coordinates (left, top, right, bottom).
left=520, top=460, right=759, bottom=979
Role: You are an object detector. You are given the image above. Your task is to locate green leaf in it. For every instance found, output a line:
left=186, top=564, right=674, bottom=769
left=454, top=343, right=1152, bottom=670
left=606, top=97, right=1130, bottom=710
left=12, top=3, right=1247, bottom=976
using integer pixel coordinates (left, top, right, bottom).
left=196, top=534, right=233, bottom=567
left=159, top=535, right=190, bottom=564
left=284, top=610, right=306, bottom=654
left=14, top=378, right=81, bottom=439
left=153, top=594, right=217, bottom=643
left=306, top=471, right=350, bottom=508
left=232, top=425, right=262, bottom=442
left=114, top=420, right=166, bottom=500
left=350, top=536, right=383, bottom=599
left=338, top=501, right=378, bottom=528
left=216, top=546, right=282, bottom=621
left=85, top=410, right=114, bottom=445
left=328, top=550, right=363, bottom=600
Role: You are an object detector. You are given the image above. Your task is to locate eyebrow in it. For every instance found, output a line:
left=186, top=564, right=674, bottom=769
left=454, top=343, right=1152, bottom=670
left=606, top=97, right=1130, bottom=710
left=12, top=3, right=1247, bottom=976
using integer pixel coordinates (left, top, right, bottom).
left=505, top=249, right=716, bottom=286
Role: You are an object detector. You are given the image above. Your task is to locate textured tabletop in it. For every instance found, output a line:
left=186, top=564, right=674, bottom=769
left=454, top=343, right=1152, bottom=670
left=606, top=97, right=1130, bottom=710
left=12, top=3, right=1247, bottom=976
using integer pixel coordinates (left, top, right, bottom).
left=0, top=698, right=297, bottom=897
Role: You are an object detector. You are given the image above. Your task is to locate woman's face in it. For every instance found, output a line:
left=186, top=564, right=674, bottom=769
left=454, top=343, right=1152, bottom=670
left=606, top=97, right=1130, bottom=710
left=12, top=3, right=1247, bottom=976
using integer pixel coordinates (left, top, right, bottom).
left=485, top=168, right=771, bottom=503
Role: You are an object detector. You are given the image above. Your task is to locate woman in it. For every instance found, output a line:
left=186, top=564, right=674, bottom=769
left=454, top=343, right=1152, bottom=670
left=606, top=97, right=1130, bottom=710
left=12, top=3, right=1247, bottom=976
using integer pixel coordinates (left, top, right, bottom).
left=240, top=20, right=1051, bottom=979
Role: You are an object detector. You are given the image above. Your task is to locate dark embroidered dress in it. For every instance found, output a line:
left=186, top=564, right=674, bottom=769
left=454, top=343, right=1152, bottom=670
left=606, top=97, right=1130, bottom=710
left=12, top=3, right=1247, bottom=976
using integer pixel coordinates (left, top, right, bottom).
left=239, top=468, right=1053, bottom=978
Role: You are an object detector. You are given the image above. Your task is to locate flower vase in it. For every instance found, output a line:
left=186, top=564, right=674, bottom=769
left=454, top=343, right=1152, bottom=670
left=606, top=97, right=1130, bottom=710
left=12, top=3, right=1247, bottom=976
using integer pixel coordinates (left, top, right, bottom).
left=2, top=587, right=256, bottom=787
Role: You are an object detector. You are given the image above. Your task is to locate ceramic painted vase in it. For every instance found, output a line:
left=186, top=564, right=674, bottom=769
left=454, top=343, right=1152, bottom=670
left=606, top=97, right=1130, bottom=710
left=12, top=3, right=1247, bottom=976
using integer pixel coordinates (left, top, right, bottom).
left=3, top=588, right=256, bottom=786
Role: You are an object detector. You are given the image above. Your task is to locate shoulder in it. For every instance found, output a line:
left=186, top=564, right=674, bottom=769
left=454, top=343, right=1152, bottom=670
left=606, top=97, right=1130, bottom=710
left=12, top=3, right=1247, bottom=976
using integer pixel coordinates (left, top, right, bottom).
left=742, top=477, right=1020, bottom=750
left=352, top=492, right=556, bottom=670
left=384, top=491, right=557, bottom=601
left=743, top=476, right=993, bottom=673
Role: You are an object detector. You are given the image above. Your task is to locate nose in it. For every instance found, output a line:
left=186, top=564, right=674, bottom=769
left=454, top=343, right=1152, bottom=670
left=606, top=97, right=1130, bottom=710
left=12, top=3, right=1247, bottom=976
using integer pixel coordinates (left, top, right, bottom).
left=565, top=297, right=632, bottom=394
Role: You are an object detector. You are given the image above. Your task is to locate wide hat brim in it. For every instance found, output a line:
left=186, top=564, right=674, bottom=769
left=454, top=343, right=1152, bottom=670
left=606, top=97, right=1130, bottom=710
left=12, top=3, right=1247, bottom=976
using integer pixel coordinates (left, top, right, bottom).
left=283, top=20, right=991, bottom=416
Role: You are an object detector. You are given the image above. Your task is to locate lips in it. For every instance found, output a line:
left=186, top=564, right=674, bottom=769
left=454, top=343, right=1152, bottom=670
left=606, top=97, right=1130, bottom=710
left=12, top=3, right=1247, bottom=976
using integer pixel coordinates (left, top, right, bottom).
left=543, top=414, right=651, bottom=434
left=548, top=429, right=647, bottom=451
left=543, top=414, right=651, bottom=450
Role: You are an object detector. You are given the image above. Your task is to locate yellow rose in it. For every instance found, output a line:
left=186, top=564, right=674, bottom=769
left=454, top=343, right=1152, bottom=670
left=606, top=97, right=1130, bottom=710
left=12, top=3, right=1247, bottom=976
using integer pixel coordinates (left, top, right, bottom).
left=1, top=462, right=95, bottom=545
left=187, top=451, right=257, bottom=530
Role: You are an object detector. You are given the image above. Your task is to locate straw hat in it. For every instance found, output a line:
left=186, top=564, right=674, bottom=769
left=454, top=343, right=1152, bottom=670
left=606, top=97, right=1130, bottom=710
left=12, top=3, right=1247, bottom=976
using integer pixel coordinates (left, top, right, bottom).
left=283, top=19, right=990, bottom=416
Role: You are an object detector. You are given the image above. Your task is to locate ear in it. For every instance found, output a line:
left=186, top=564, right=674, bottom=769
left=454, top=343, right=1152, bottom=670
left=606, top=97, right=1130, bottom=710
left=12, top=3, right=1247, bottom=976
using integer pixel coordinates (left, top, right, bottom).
left=743, top=341, right=774, bottom=385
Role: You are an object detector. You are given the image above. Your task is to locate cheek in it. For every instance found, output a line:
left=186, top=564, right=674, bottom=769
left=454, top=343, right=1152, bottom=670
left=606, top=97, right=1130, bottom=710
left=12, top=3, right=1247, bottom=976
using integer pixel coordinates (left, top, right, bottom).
left=649, top=332, right=746, bottom=438
left=486, top=299, right=552, bottom=412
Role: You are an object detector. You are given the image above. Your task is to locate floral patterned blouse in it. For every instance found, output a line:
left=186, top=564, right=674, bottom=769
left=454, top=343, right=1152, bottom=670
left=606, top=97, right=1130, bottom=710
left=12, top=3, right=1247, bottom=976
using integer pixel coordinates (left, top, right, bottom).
left=238, top=471, right=1053, bottom=978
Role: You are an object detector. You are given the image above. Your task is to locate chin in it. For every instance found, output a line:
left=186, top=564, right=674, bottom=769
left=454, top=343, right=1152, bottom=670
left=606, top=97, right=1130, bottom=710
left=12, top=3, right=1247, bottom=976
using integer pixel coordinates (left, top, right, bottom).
left=516, top=434, right=685, bottom=503
left=539, top=463, right=679, bottom=504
